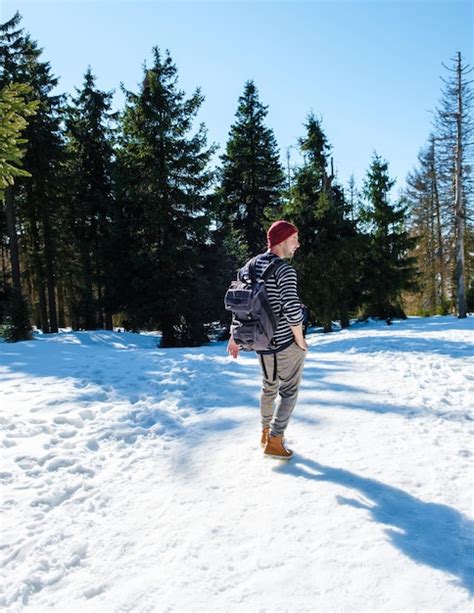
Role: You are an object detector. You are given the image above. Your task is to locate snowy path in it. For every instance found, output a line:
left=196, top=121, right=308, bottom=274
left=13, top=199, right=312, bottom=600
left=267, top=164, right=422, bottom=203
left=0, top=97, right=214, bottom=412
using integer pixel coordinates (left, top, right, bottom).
left=1, top=317, right=473, bottom=612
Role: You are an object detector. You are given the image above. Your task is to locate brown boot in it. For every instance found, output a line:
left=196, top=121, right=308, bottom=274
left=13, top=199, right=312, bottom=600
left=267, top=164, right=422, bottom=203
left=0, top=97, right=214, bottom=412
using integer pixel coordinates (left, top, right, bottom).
left=260, top=427, right=270, bottom=447
left=264, top=434, right=293, bottom=460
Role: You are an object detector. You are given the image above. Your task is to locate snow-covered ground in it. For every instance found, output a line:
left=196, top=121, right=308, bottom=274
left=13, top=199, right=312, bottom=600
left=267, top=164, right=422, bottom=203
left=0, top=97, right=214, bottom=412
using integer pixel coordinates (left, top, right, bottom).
left=1, top=316, right=473, bottom=612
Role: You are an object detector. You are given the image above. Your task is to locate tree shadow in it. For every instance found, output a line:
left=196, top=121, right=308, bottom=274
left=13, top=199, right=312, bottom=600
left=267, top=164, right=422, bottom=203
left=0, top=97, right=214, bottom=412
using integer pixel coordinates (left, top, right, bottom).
left=0, top=333, right=446, bottom=450
left=274, top=456, right=474, bottom=596
left=307, top=316, right=473, bottom=360
left=0, top=337, right=270, bottom=445
left=2, top=321, right=472, bottom=447
left=311, top=335, right=472, bottom=360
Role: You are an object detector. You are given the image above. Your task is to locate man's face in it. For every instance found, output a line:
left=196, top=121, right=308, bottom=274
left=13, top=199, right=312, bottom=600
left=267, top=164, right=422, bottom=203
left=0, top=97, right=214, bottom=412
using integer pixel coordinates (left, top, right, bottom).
left=283, top=232, right=300, bottom=258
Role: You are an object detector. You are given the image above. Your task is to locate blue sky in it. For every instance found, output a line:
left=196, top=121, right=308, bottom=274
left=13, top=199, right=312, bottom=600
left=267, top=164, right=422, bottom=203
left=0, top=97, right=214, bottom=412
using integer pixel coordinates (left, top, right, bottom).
left=2, top=0, right=473, bottom=192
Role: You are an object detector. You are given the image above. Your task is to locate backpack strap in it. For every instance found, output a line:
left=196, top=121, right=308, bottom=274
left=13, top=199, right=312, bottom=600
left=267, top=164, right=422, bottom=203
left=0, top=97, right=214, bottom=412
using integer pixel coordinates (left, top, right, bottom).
left=261, top=258, right=286, bottom=281
left=250, top=255, right=286, bottom=280
left=262, top=258, right=286, bottom=321
left=259, top=352, right=278, bottom=382
left=242, top=255, right=286, bottom=284
left=257, top=257, right=286, bottom=328
left=247, top=256, right=260, bottom=283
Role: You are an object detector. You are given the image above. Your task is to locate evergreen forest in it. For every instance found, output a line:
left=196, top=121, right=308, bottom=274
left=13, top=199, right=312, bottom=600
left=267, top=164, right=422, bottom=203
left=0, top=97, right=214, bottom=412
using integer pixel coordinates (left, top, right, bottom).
left=1, top=13, right=473, bottom=345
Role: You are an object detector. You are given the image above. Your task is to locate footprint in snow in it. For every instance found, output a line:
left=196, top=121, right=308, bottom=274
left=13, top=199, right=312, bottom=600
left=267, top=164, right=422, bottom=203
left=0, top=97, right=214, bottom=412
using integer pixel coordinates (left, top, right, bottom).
left=46, top=457, right=76, bottom=471
left=83, top=584, right=107, bottom=599
left=86, top=439, right=99, bottom=451
left=25, top=468, right=42, bottom=477
left=59, top=431, right=77, bottom=439
left=31, top=483, right=82, bottom=509
left=68, top=464, right=95, bottom=478
left=54, top=415, right=84, bottom=428
left=15, top=457, right=36, bottom=470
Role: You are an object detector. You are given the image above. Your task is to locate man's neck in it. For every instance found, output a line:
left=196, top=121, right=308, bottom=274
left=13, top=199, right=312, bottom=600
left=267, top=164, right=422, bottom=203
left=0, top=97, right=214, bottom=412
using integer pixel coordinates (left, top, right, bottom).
left=270, top=245, right=286, bottom=259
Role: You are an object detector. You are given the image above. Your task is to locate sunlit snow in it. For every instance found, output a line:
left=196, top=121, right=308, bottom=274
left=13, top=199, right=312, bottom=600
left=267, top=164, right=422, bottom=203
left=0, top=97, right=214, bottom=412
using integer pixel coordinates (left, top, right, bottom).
left=1, top=316, right=473, bottom=611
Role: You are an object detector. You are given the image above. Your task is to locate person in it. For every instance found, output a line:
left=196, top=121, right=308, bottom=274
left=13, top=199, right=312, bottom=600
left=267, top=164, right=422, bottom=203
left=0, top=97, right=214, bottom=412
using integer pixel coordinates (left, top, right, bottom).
left=227, top=220, right=307, bottom=459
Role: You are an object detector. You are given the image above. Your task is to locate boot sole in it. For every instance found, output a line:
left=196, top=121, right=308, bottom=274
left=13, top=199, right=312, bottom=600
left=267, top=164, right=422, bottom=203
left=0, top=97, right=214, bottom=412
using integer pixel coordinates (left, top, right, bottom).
left=264, top=452, right=293, bottom=460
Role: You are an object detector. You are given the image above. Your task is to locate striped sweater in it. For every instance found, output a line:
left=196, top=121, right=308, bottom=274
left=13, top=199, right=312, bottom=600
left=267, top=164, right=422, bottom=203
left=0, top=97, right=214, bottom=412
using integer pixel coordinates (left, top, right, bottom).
left=254, top=250, right=304, bottom=352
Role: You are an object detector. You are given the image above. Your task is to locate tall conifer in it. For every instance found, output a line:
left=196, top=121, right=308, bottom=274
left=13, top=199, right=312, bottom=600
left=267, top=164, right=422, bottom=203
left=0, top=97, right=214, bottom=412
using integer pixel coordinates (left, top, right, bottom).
left=1, top=13, right=64, bottom=333
left=0, top=82, right=37, bottom=340
left=116, top=47, right=215, bottom=346
left=286, top=115, right=363, bottom=332
left=361, top=154, right=418, bottom=319
left=65, top=68, right=116, bottom=330
left=220, top=81, right=284, bottom=255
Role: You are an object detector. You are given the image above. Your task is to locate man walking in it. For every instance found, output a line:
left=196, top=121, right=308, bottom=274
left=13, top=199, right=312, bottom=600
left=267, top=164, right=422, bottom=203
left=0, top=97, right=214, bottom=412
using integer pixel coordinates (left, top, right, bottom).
left=227, top=220, right=307, bottom=459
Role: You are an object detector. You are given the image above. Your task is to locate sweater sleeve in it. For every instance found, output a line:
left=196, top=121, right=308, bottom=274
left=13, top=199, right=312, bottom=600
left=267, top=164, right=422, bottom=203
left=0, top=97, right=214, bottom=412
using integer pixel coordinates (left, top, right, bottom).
left=275, top=265, right=304, bottom=325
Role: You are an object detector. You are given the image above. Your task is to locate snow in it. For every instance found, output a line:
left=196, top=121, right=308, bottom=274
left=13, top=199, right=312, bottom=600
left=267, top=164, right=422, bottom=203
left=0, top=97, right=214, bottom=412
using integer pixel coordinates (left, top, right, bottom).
left=1, top=316, right=473, bottom=612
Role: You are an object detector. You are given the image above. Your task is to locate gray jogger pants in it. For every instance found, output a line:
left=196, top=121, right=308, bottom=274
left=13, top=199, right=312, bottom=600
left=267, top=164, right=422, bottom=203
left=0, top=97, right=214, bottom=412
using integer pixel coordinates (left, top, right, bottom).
left=259, top=342, right=306, bottom=436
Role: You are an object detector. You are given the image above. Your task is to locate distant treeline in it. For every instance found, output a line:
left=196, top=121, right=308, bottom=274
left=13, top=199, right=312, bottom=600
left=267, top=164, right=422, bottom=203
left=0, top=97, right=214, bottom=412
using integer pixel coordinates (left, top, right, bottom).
left=1, top=13, right=472, bottom=344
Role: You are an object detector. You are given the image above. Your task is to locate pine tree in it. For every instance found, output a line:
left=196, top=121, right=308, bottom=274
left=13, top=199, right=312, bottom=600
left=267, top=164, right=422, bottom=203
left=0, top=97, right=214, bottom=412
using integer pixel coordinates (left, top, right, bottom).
left=115, top=47, right=215, bottom=346
left=3, top=288, right=32, bottom=341
left=0, top=83, right=37, bottom=198
left=220, top=81, right=285, bottom=255
left=285, top=114, right=363, bottom=332
left=0, top=82, right=37, bottom=341
left=203, top=206, right=248, bottom=339
left=64, top=68, right=116, bottom=330
left=347, top=174, right=358, bottom=222
left=0, top=83, right=36, bottom=295
left=361, top=153, right=418, bottom=319
left=1, top=12, right=64, bottom=333
left=0, top=14, right=26, bottom=332
left=0, top=13, right=40, bottom=342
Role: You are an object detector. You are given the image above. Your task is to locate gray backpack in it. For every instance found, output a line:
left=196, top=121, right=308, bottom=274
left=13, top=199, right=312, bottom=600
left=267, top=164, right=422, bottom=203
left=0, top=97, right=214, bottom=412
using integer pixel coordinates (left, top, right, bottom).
left=224, top=256, right=284, bottom=352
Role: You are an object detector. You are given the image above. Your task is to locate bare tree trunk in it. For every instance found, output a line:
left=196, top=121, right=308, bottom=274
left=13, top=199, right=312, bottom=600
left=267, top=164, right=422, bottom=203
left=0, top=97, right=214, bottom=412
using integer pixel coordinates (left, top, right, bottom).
left=40, top=209, right=59, bottom=332
left=104, top=304, right=113, bottom=330
left=29, top=203, right=50, bottom=333
left=4, top=187, right=33, bottom=340
left=428, top=189, right=437, bottom=310
left=25, top=274, right=39, bottom=329
left=80, top=244, right=96, bottom=330
left=431, top=138, right=446, bottom=305
left=33, top=265, right=49, bottom=332
left=323, top=321, right=332, bottom=333
left=65, top=274, right=78, bottom=330
left=161, top=317, right=177, bottom=346
left=96, top=281, right=104, bottom=328
left=97, top=208, right=113, bottom=330
left=1, top=243, right=8, bottom=293
left=94, top=231, right=104, bottom=329
left=57, top=280, right=66, bottom=328
left=340, top=303, right=350, bottom=329
left=454, top=52, right=467, bottom=318
left=5, top=187, right=21, bottom=292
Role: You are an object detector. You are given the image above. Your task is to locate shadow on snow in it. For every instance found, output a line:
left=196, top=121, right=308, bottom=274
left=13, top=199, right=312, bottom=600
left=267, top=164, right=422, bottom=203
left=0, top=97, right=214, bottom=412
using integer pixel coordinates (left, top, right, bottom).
left=275, top=456, right=474, bottom=596
left=1, top=316, right=472, bottom=444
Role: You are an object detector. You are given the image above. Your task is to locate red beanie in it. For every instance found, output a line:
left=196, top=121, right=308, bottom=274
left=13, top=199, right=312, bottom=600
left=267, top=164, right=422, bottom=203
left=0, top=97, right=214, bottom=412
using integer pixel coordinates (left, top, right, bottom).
left=267, top=220, right=298, bottom=248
